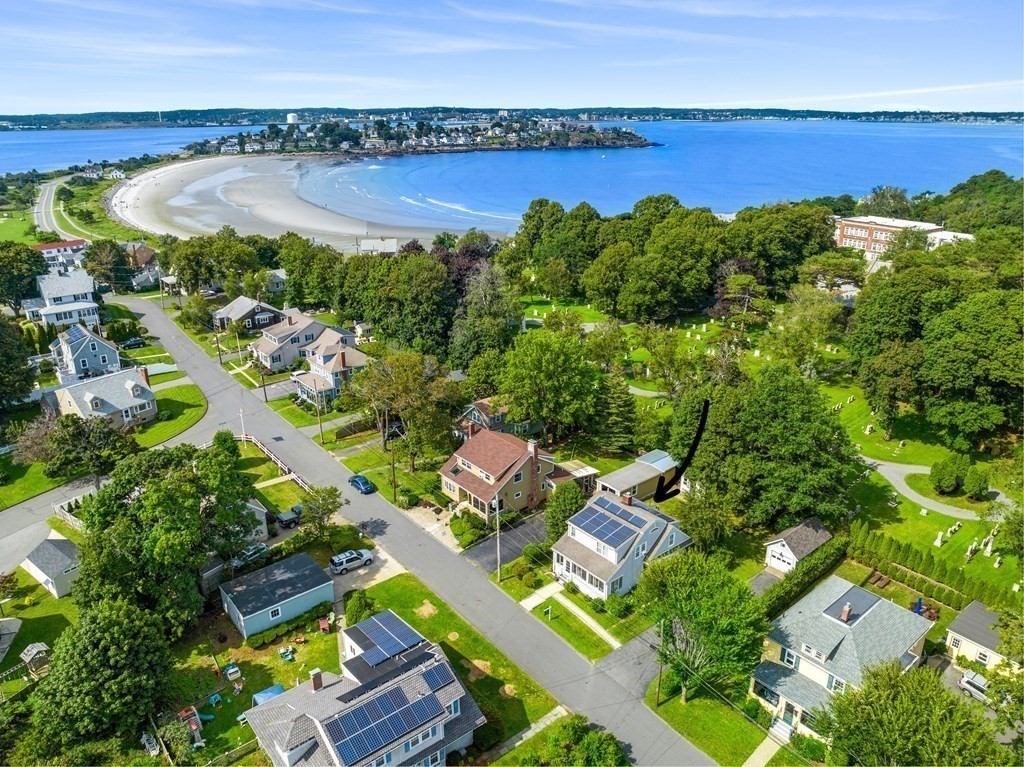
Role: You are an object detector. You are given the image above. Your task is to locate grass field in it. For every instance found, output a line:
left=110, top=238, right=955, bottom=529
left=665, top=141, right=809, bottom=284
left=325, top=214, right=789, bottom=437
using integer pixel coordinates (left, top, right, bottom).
left=314, top=429, right=376, bottom=453
left=253, top=479, right=308, bottom=514
left=0, top=454, right=70, bottom=511
left=531, top=598, right=613, bottom=660
left=268, top=397, right=322, bottom=428
left=46, top=516, right=86, bottom=545
left=101, top=302, right=137, bottom=322
left=520, top=297, right=609, bottom=324
left=135, top=384, right=208, bottom=447
left=341, top=447, right=448, bottom=507
left=148, top=370, right=185, bottom=386
left=60, top=178, right=155, bottom=243
left=364, top=574, right=557, bottom=750
left=551, top=438, right=632, bottom=476
left=0, top=211, right=38, bottom=244
left=645, top=679, right=766, bottom=767
left=904, top=473, right=994, bottom=514
left=491, top=718, right=561, bottom=766
left=850, top=472, right=1019, bottom=593
left=493, top=558, right=555, bottom=602
left=237, top=442, right=283, bottom=485
left=559, top=587, right=655, bottom=644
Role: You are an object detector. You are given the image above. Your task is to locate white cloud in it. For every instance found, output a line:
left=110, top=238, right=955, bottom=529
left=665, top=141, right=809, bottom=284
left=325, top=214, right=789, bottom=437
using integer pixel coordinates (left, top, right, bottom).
left=538, top=0, right=945, bottom=21
left=709, top=80, right=1024, bottom=107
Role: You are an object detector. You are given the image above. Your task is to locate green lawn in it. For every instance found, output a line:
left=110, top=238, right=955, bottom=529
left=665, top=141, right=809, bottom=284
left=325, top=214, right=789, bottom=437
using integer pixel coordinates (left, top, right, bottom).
left=723, top=530, right=770, bottom=582
left=135, top=384, right=208, bottom=447
left=550, top=438, right=632, bottom=476
left=253, top=479, right=308, bottom=514
left=851, top=472, right=1020, bottom=593
left=341, top=447, right=389, bottom=475
left=101, top=302, right=137, bottom=322
left=520, top=297, right=609, bottom=324
left=35, top=369, right=59, bottom=388
left=60, top=177, right=156, bottom=243
left=559, top=587, right=655, bottom=644
left=224, top=362, right=289, bottom=390
left=766, top=745, right=813, bottom=767
left=315, top=429, right=376, bottom=453
left=0, top=211, right=38, bottom=244
left=831, top=559, right=956, bottom=648
left=0, top=569, right=79, bottom=698
left=531, top=598, right=613, bottom=660
left=122, top=344, right=173, bottom=363
left=46, top=516, right=86, bottom=546
left=491, top=718, right=562, bottom=766
left=268, top=398, right=322, bottom=428
left=166, top=611, right=341, bottom=761
left=646, top=679, right=766, bottom=767
left=904, top=473, right=994, bottom=514
left=341, top=446, right=448, bottom=507
left=311, top=312, right=337, bottom=325
left=492, top=558, right=555, bottom=602
left=364, top=574, right=557, bottom=750
left=0, top=454, right=70, bottom=511
left=237, top=442, right=283, bottom=485
left=148, top=369, right=186, bottom=386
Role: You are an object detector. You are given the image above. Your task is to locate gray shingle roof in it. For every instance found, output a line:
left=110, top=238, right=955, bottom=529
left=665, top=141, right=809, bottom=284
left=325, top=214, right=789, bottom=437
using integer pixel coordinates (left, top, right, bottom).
left=214, top=296, right=284, bottom=323
left=58, top=369, right=155, bottom=416
left=36, top=268, right=95, bottom=299
left=551, top=535, right=620, bottom=581
left=220, top=553, right=332, bottom=617
left=752, top=660, right=830, bottom=713
left=769, top=517, right=833, bottom=560
left=24, top=538, right=79, bottom=577
left=946, top=600, right=1002, bottom=654
left=768, top=576, right=933, bottom=686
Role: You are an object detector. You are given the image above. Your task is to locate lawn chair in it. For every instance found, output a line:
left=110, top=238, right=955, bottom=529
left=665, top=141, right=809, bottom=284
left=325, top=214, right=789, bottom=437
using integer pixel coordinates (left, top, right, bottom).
left=279, top=646, right=294, bottom=662
left=867, top=571, right=883, bottom=585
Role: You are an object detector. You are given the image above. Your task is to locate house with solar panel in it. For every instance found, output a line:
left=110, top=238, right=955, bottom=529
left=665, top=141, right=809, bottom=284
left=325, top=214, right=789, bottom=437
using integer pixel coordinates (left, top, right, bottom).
left=551, top=492, right=691, bottom=599
left=750, top=575, right=933, bottom=743
left=49, top=325, right=121, bottom=384
left=245, top=609, right=486, bottom=767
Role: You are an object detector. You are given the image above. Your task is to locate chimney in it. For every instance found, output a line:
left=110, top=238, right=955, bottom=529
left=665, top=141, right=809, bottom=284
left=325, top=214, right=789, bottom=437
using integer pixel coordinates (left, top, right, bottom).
left=840, top=602, right=852, bottom=623
left=310, top=668, right=323, bottom=692
left=288, top=315, right=295, bottom=326
left=621, top=492, right=633, bottom=506
left=140, top=366, right=150, bottom=387
left=527, top=439, right=537, bottom=457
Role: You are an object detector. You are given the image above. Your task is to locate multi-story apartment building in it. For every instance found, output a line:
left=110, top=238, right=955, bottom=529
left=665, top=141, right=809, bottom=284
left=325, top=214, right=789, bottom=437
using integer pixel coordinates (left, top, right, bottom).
left=551, top=492, right=690, bottom=599
left=834, top=216, right=974, bottom=263
left=246, top=610, right=486, bottom=767
left=750, top=576, right=933, bottom=742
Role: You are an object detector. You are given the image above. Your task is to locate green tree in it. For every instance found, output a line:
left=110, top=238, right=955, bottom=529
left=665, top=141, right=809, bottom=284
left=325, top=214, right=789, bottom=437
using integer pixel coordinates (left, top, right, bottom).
left=817, top=662, right=1009, bottom=767
left=714, top=272, right=774, bottom=339
left=498, top=330, right=598, bottom=443
left=83, top=239, right=132, bottom=291
left=859, top=340, right=924, bottom=440
left=0, top=318, right=34, bottom=410
left=180, top=292, right=213, bottom=330
left=545, top=480, right=586, bottom=543
left=537, top=258, right=574, bottom=301
left=582, top=242, right=635, bottom=315
left=0, top=241, right=47, bottom=316
left=32, top=598, right=169, bottom=747
left=798, top=250, right=867, bottom=290
left=166, top=236, right=217, bottom=294
left=671, top=486, right=732, bottom=551
left=637, top=550, right=767, bottom=702
left=344, top=590, right=376, bottom=626
left=765, top=284, right=843, bottom=375
left=961, top=466, right=989, bottom=501
left=586, top=320, right=629, bottom=371
left=856, top=184, right=913, bottom=218
left=303, top=485, right=347, bottom=543
left=448, top=262, right=521, bottom=369
left=589, top=372, right=636, bottom=453
left=464, top=347, right=505, bottom=399
left=43, top=414, right=139, bottom=490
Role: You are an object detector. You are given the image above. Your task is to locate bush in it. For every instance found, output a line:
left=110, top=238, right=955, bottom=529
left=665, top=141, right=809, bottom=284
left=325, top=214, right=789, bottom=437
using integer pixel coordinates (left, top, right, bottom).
left=606, top=592, right=633, bottom=619
left=565, top=580, right=579, bottom=595
left=522, top=542, right=548, bottom=567
left=0, top=470, right=9, bottom=486
left=508, top=559, right=531, bottom=580
left=521, top=571, right=540, bottom=589
left=590, top=597, right=606, bottom=613
left=760, top=535, right=849, bottom=618
left=344, top=590, right=375, bottom=628
left=962, top=466, right=989, bottom=500
left=246, top=600, right=334, bottom=647
left=159, top=721, right=196, bottom=766
left=742, top=698, right=762, bottom=721
left=157, top=410, right=173, bottom=422
left=930, top=459, right=959, bottom=494
left=792, top=733, right=829, bottom=763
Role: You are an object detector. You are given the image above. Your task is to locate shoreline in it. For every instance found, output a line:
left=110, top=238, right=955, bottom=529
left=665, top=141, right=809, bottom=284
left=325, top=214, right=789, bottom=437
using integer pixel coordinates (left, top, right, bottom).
left=108, top=154, right=476, bottom=249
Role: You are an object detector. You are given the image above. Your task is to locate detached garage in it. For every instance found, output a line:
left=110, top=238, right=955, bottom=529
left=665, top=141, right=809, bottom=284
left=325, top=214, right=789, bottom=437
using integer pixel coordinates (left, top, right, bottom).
left=764, top=517, right=832, bottom=574
left=22, top=539, right=80, bottom=598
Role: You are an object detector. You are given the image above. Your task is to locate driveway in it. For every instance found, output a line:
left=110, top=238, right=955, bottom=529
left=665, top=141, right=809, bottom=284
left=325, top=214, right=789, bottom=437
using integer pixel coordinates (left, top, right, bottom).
left=861, top=457, right=1007, bottom=520
left=463, top=514, right=547, bottom=574
left=0, top=295, right=712, bottom=766
left=749, top=569, right=782, bottom=596
left=331, top=545, right=406, bottom=605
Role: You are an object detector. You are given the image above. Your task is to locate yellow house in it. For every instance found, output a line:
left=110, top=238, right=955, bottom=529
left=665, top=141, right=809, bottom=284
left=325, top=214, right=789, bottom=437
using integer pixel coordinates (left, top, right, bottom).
left=750, top=576, right=933, bottom=742
left=945, top=600, right=1018, bottom=673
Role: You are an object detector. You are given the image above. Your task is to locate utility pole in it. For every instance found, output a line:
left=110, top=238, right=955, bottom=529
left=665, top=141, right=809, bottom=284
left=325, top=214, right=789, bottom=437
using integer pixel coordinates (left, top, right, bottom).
left=215, top=331, right=223, bottom=365
left=493, top=498, right=502, bottom=582
left=656, top=616, right=665, bottom=704
left=239, top=408, right=246, bottom=437
left=389, top=431, right=397, bottom=503
left=314, top=378, right=324, bottom=444
left=259, top=367, right=268, bottom=402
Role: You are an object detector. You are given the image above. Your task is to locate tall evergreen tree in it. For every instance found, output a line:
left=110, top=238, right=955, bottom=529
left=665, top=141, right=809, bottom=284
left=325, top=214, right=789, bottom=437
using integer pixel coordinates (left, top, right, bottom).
left=590, top=372, right=636, bottom=453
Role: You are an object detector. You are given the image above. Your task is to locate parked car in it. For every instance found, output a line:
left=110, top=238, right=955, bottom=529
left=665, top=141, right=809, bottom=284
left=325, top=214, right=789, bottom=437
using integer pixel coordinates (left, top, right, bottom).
left=200, top=288, right=218, bottom=298
left=230, top=542, right=269, bottom=570
left=348, top=475, right=376, bottom=495
left=119, top=337, right=146, bottom=349
left=957, top=671, right=992, bottom=705
left=277, top=505, right=303, bottom=529
left=329, top=549, right=373, bottom=575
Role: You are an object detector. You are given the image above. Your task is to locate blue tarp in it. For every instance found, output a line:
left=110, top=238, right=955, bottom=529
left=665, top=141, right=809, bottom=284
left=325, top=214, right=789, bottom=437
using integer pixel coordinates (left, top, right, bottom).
left=252, top=684, right=286, bottom=707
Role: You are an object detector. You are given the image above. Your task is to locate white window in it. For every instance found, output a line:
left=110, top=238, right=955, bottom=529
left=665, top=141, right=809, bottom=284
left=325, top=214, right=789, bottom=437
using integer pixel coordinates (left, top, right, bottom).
left=269, top=607, right=282, bottom=620
left=781, top=648, right=799, bottom=669
left=949, top=636, right=961, bottom=649
left=667, top=532, right=676, bottom=548
left=555, top=553, right=563, bottom=566
left=514, top=492, right=522, bottom=499
left=91, top=399, right=100, bottom=410
left=610, top=576, right=623, bottom=592
left=122, top=408, right=132, bottom=421
left=802, top=643, right=823, bottom=661
left=634, top=541, right=647, bottom=560
left=245, top=319, right=252, bottom=328
left=404, top=726, right=436, bottom=752
left=596, top=542, right=608, bottom=556
left=370, top=755, right=392, bottom=767
left=514, top=471, right=523, bottom=483
left=80, top=358, right=89, bottom=369
left=100, top=355, right=108, bottom=364
left=89, top=342, right=97, bottom=352
left=447, top=698, right=460, bottom=717
left=444, top=480, right=454, bottom=493
left=976, top=650, right=990, bottom=664
left=481, top=472, right=491, bottom=481
left=460, top=458, right=471, bottom=470
left=569, top=526, right=576, bottom=539
left=827, top=674, right=846, bottom=692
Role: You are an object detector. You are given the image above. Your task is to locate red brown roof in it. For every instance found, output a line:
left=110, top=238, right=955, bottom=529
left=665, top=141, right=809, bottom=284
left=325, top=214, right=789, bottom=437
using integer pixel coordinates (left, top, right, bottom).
left=31, top=239, right=86, bottom=251
left=453, top=430, right=546, bottom=478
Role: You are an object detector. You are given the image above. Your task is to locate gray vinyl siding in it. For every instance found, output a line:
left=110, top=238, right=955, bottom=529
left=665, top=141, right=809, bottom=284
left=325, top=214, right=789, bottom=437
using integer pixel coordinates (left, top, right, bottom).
left=222, top=580, right=334, bottom=638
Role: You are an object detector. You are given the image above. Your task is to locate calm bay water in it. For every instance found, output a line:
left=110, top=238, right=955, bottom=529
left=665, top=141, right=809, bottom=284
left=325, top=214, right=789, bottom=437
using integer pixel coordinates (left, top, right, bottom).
left=295, top=120, right=1024, bottom=231
left=0, top=125, right=264, bottom=174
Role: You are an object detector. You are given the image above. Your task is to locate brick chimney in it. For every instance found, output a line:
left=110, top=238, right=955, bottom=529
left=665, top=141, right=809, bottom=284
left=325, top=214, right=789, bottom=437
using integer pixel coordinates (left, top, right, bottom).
left=527, top=439, right=537, bottom=457
left=140, top=366, right=150, bottom=387
left=840, top=602, right=852, bottom=622
left=310, top=668, right=323, bottom=692
left=621, top=492, right=633, bottom=506
left=288, top=315, right=295, bottom=325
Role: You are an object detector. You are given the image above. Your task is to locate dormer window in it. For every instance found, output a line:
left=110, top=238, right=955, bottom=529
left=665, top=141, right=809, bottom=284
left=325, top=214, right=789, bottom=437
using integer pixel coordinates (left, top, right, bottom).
left=802, top=643, right=824, bottom=661
left=89, top=342, right=96, bottom=351
left=90, top=399, right=100, bottom=410
left=133, top=386, right=140, bottom=396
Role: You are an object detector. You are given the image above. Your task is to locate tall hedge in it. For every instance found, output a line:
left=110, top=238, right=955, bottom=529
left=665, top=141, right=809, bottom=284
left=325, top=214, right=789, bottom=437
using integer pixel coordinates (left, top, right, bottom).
left=759, top=535, right=850, bottom=618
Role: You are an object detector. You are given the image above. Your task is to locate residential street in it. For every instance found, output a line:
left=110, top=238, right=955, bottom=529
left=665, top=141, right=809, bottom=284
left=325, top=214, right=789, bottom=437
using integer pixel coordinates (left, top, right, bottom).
left=0, top=294, right=710, bottom=766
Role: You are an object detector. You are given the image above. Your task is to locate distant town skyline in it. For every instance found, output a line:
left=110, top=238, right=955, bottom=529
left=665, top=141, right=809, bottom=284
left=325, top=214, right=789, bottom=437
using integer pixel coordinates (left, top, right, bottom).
left=3, top=0, right=1021, bottom=114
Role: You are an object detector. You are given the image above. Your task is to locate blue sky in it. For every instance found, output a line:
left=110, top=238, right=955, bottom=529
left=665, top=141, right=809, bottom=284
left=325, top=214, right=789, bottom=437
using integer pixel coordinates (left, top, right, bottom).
left=3, top=0, right=1022, bottom=113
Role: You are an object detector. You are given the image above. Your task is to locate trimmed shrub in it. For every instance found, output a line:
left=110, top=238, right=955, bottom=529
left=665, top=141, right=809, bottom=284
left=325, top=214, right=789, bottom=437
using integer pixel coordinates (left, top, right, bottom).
left=246, top=600, right=334, bottom=648
left=521, top=571, right=540, bottom=589
left=591, top=597, right=606, bottom=614
left=930, top=459, right=959, bottom=494
left=565, top=580, right=579, bottom=595
left=508, top=559, right=531, bottom=580
left=760, top=535, right=849, bottom=618
left=522, top=543, right=548, bottom=567
left=344, top=590, right=375, bottom=628
left=606, top=593, right=633, bottom=619
left=792, top=733, right=828, bottom=763
left=962, top=467, right=989, bottom=501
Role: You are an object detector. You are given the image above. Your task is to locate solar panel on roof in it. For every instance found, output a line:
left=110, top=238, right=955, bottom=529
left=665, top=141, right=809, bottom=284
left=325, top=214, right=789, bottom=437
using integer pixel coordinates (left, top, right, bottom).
left=332, top=687, right=443, bottom=765
left=375, top=611, right=424, bottom=648
left=361, top=646, right=388, bottom=667
left=594, top=496, right=648, bottom=528
left=325, top=718, right=347, bottom=743
left=65, top=325, right=85, bottom=342
left=423, top=664, right=455, bottom=691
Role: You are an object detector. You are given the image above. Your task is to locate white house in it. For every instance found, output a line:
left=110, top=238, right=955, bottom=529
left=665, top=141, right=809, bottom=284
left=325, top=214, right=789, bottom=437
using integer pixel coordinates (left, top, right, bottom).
left=22, top=538, right=80, bottom=598
left=764, top=517, right=833, bottom=574
left=23, top=268, right=99, bottom=328
left=551, top=492, right=691, bottom=599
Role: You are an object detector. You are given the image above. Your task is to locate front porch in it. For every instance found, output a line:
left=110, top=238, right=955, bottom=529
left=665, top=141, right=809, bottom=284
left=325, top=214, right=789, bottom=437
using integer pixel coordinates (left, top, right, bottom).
left=551, top=545, right=613, bottom=599
left=749, top=660, right=828, bottom=743
left=291, top=371, right=338, bottom=406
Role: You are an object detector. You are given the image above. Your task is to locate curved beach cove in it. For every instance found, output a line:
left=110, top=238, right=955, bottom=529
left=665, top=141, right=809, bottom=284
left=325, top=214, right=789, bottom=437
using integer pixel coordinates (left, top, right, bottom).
left=113, top=120, right=1023, bottom=247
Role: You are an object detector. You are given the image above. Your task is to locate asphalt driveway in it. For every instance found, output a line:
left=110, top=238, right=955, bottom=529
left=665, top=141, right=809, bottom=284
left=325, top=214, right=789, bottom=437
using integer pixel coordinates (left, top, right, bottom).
left=462, top=513, right=547, bottom=574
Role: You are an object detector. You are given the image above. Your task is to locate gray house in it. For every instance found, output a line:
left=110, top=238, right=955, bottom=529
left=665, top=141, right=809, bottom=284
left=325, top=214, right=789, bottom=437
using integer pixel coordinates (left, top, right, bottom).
left=23, top=268, right=99, bottom=328
left=22, top=538, right=80, bottom=598
left=46, top=368, right=157, bottom=429
left=49, top=325, right=121, bottom=385
left=213, top=296, right=287, bottom=331
left=246, top=610, right=486, bottom=767
left=552, top=492, right=691, bottom=598
left=250, top=314, right=331, bottom=372
left=220, top=553, right=333, bottom=639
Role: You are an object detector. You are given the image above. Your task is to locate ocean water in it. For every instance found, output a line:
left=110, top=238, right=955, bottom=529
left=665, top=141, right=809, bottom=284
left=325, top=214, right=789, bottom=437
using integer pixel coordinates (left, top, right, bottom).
left=0, top=125, right=265, bottom=174
left=294, top=120, right=1024, bottom=231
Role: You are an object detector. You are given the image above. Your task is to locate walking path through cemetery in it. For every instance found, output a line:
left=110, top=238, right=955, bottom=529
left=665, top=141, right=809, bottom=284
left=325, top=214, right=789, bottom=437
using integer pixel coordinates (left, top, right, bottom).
left=862, top=456, right=1006, bottom=520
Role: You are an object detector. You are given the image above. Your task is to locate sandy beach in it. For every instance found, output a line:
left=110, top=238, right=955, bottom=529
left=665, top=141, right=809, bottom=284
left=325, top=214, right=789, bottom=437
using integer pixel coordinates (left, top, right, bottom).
left=109, top=155, right=451, bottom=250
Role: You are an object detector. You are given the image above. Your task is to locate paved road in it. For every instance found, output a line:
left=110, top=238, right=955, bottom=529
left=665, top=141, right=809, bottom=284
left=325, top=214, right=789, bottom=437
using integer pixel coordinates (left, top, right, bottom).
left=34, top=178, right=77, bottom=239
left=463, top=514, right=546, bottom=575
left=861, top=456, right=1006, bottom=520
left=0, top=295, right=710, bottom=766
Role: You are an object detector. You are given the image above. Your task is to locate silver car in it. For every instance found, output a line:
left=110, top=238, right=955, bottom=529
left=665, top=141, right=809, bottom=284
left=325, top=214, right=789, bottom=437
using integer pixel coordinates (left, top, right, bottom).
left=957, top=671, right=991, bottom=705
left=329, top=548, right=373, bottom=575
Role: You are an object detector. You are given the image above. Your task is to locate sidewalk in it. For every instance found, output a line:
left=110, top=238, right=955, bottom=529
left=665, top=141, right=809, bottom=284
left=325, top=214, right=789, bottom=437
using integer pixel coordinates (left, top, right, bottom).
left=519, top=581, right=563, bottom=611
left=479, top=705, right=569, bottom=763
left=151, top=374, right=193, bottom=392
left=741, top=735, right=783, bottom=767
left=553, top=591, right=622, bottom=649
